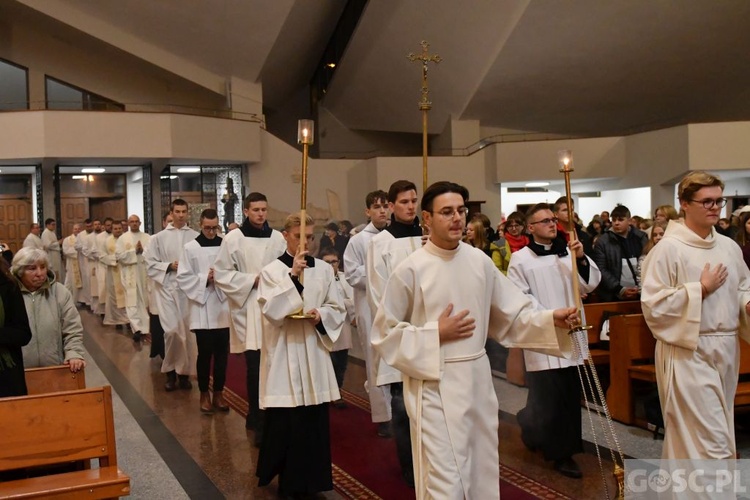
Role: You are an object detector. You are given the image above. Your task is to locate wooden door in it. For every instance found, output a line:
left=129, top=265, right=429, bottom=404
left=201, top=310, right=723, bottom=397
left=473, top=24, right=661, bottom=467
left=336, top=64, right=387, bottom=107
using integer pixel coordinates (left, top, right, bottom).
left=60, top=197, right=90, bottom=236
left=0, top=196, right=33, bottom=254
left=90, top=198, right=126, bottom=222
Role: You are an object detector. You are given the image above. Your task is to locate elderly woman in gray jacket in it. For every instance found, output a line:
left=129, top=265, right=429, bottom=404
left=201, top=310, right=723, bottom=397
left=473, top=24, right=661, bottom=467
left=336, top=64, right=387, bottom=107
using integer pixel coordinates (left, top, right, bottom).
left=11, top=247, right=86, bottom=372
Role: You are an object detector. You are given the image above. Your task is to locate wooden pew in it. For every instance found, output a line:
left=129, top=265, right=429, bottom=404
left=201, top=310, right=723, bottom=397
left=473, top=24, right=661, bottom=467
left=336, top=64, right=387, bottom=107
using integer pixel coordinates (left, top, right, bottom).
left=0, top=386, right=131, bottom=499
left=504, top=301, right=641, bottom=386
left=607, top=314, right=750, bottom=425
left=25, top=365, right=86, bottom=395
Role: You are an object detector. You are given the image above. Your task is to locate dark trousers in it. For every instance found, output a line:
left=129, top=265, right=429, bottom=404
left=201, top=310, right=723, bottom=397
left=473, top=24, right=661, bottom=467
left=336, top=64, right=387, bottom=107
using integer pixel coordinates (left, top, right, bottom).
left=517, top=366, right=583, bottom=461
left=194, top=328, right=230, bottom=393
left=245, top=349, right=264, bottom=429
left=149, top=313, right=165, bottom=359
left=257, top=404, right=333, bottom=495
left=330, top=350, right=349, bottom=389
left=390, top=382, right=413, bottom=478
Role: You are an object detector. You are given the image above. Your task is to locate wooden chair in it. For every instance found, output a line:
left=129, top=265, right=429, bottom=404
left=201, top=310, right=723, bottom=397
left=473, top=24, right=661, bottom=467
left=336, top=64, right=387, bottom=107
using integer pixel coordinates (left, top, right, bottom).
left=25, top=365, right=86, bottom=395
left=0, top=386, right=130, bottom=499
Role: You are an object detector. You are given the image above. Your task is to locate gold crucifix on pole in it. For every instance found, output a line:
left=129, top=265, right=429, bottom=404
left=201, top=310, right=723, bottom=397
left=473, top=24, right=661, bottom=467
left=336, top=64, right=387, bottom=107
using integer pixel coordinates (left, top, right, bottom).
left=408, top=40, right=441, bottom=193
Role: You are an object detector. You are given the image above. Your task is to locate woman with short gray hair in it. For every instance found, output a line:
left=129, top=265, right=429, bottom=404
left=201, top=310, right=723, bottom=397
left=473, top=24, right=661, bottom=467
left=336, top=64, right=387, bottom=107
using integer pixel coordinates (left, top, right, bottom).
left=11, top=247, right=85, bottom=372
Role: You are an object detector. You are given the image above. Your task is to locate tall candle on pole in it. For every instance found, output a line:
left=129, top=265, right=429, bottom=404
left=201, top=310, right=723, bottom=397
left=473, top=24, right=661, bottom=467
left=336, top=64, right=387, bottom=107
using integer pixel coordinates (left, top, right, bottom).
left=557, top=149, right=584, bottom=320
left=297, top=119, right=314, bottom=254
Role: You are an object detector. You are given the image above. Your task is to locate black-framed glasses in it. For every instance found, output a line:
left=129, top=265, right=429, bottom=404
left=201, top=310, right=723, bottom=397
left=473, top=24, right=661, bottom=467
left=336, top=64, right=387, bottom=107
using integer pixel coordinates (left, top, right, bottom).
left=689, top=198, right=727, bottom=209
left=432, top=207, right=469, bottom=219
left=323, top=259, right=339, bottom=265
left=528, top=217, right=558, bottom=226
left=202, top=226, right=220, bottom=232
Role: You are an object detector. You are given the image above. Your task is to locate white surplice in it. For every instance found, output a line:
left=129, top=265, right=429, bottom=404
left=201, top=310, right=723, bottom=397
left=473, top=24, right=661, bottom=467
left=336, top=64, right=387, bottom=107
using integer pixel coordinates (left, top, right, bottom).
left=41, top=228, right=63, bottom=281
left=62, top=233, right=82, bottom=302
left=176, top=239, right=230, bottom=331
left=367, top=229, right=423, bottom=386
left=23, top=233, right=43, bottom=250
left=213, top=227, right=286, bottom=353
left=331, top=274, right=354, bottom=352
left=343, top=222, right=391, bottom=421
left=116, top=231, right=151, bottom=334
left=507, top=245, right=600, bottom=371
left=75, top=231, right=92, bottom=305
left=641, top=220, right=750, bottom=459
left=144, top=223, right=199, bottom=374
left=257, top=258, right=344, bottom=408
left=372, top=241, right=572, bottom=500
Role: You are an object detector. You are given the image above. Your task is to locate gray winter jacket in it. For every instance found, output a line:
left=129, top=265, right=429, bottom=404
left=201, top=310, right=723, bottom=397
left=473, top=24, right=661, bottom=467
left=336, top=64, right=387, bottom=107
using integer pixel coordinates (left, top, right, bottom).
left=19, top=272, right=85, bottom=367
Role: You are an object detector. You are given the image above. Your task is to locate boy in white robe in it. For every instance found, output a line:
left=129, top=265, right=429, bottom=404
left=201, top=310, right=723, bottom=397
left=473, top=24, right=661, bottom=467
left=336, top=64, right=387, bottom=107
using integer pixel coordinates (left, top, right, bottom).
left=144, top=199, right=199, bottom=391
left=256, top=213, right=344, bottom=497
left=62, top=223, right=83, bottom=303
left=213, top=192, right=286, bottom=441
left=372, top=181, right=577, bottom=500
left=41, top=218, right=63, bottom=281
left=176, top=209, right=231, bottom=414
left=642, top=171, right=750, bottom=460
left=343, top=189, right=392, bottom=435
left=321, top=248, right=354, bottom=408
left=22, top=223, right=43, bottom=251
left=367, top=180, right=423, bottom=486
left=101, top=221, right=129, bottom=326
left=507, top=203, right=601, bottom=479
left=116, top=215, right=151, bottom=342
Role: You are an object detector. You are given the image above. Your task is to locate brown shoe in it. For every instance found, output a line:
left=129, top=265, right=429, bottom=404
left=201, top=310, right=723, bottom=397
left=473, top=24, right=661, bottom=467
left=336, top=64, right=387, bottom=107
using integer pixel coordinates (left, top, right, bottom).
left=213, top=390, right=230, bottom=412
left=200, top=392, right=214, bottom=414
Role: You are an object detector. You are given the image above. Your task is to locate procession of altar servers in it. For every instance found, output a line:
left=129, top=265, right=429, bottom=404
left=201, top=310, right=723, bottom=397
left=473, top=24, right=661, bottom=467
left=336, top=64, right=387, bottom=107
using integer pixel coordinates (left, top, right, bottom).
left=17, top=169, right=750, bottom=499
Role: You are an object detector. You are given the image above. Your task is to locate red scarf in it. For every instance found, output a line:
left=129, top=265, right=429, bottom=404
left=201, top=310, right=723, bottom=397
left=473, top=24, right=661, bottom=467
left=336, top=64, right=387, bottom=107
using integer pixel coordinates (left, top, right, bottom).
left=505, top=232, right=529, bottom=253
left=556, top=222, right=571, bottom=242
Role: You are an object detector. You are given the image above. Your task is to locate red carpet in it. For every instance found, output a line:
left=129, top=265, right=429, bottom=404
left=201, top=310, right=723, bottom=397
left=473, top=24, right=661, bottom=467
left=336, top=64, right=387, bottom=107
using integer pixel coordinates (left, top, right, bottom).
left=222, top=353, right=571, bottom=499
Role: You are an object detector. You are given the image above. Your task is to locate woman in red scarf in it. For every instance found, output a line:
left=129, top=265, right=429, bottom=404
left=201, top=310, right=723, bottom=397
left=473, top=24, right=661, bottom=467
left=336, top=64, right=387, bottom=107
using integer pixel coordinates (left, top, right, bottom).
left=504, top=211, right=529, bottom=254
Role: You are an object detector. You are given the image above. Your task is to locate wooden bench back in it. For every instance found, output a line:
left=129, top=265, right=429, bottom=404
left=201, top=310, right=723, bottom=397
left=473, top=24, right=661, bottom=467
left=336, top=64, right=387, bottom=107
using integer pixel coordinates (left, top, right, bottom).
left=0, top=386, right=117, bottom=472
left=25, top=365, right=86, bottom=395
left=583, top=301, right=642, bottom=345
left=609, top=314, right=654, bottom=362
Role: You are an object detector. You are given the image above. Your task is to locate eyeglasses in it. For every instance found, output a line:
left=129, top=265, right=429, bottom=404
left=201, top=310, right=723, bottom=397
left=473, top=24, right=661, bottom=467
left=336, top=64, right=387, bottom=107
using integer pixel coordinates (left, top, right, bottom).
left=689, top=197, right=727, bottom=209
left=505, top=223, right=523, bottom=229
left=432, top=207, right=469, bottom=219
left=528, top=217, right=558, bottom=226
left=324, top=259, right=339, bottom=265
left=202, top=226, right=220, bottom=232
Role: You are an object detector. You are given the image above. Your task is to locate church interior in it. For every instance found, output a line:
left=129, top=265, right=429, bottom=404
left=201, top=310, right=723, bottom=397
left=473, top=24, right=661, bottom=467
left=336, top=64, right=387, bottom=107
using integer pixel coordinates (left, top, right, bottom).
left=2, top=0, right=750, bottom=498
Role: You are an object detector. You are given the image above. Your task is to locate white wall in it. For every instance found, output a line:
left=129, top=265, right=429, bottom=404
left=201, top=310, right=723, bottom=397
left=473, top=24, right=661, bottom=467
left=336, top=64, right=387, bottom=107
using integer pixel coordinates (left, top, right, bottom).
left=500, top=188, right=563, bottom=220
left=577, top=187, right=651, bottom=224
left=126, top=169, right=144, bottom=223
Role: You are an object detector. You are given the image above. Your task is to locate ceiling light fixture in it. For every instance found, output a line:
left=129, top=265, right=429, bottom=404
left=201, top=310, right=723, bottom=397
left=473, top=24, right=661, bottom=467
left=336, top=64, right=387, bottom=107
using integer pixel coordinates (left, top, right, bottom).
left=525, top=181, right=550, bottom=188
left=81, top=167, right=105, bottom=173
left=176, top=167, right=200, bottom=173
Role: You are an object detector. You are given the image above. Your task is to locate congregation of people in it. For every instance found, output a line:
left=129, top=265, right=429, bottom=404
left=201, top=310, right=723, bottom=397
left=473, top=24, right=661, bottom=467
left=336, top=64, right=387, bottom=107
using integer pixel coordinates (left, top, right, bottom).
left=3, top=170, right=750, bottom=499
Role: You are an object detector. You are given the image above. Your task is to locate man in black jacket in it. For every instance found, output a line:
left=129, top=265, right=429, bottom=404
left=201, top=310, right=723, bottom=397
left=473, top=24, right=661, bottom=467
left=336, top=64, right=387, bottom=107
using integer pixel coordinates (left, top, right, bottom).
left=592, top=204, right=648, bottom=302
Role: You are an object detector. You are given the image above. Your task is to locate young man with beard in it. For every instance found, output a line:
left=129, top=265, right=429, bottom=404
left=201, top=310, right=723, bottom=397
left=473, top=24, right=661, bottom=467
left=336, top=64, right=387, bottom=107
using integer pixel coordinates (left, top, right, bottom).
left=507, top=203, right=601, bottom=478
left=372, top=181, right=577, bottom=499
left=366, top=180, right=422, bottom=486
left=177, top=209, right=231, bottom=414
left=342, top=189, right=392, bottom=436
left=145, top=199, right=199, bottom=392
left=641, top=171, right=750, bottom=461
left=256, top=213, right=344, bottom=498
left=213, top=192, right=286, bottom=443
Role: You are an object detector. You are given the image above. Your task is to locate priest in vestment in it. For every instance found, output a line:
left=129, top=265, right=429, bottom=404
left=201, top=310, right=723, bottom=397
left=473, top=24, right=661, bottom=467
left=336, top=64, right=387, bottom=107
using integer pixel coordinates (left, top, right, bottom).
left=94, top=218, right=113, bottom=316
left=116, top=215, right=151, bottom=341
left=41, top=218, right=64, bottom=282
left=144, top=200, right=199, bottom=391
left=256, top=213, right=344, bottom=497
left=372, top=181, right=576, bottom=500
left=75, top=219, right=95, bottom=307
left=507, top=203, right=601, bottom=479
left=81, top=219, right=102, bottom=314
left=343, top=189, right=392, bottom=435
left=101, top=221, right=129, bottom=326
left=213, top=192, right=286, bottom=439
left=62, top=223, right=83, bottom=303
left=641, top=171, right=750, bottom=460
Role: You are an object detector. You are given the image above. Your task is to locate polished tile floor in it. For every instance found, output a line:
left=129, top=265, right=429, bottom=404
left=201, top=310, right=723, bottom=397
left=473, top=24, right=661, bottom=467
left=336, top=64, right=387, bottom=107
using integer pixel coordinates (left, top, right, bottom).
left=78, top=307, right=750, bottom=499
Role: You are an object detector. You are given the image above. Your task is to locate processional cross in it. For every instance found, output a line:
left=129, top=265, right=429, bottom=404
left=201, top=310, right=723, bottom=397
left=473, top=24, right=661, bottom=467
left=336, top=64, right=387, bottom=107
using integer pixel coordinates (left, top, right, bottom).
left=408, top=41, right=441, bottom=192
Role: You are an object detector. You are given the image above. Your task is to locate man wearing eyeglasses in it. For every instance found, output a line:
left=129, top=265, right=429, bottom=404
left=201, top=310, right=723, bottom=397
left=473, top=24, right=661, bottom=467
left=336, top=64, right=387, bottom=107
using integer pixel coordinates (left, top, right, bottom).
left=592, top=204, right=648, bottom=302
left=641, top=171, right=750, bottom=461
left=213, top=192, right=286, bottom=443
left=508, top=203, right=601, bottom=479
left=372, top=181, right=578, bottom=499
left=176, top=209, right=231, bottom=414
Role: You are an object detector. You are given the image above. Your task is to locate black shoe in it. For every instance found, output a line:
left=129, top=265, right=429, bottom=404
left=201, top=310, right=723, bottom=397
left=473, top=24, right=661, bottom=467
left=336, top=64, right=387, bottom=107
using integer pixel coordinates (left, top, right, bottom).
left=132, top=331, right=142, bottom=342
left=115, top=324, right=124, bottom=330
left=178, top=375, right=193, bottom=390
left=165, top=372, right=177, bottom=392
left=520, top=432, right=538, bottom=452
left=554, top=457, right=582, bottom=479
left=333, top=399, right=347, bottom=409
left=377, top=421, right=392, bottom=438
